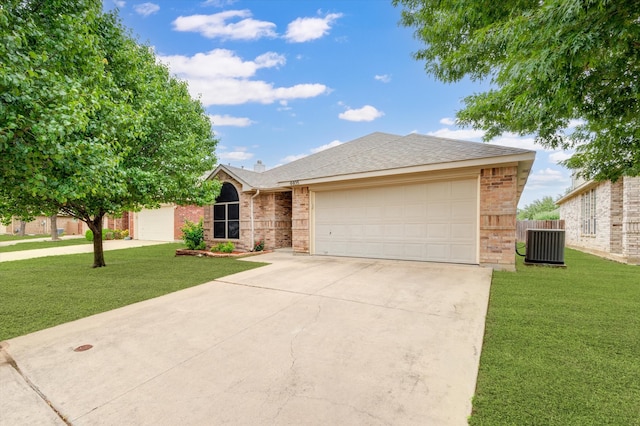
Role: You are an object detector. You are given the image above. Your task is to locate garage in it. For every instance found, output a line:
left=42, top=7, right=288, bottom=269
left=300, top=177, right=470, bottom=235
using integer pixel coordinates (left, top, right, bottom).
left=135, top=206, right=175, bottom=241
left=313, top=178, right=478, bottom=264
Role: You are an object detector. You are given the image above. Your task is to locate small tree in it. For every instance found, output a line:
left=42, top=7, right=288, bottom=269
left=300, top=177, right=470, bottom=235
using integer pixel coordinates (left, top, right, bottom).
left=1, top=1, right=220, bottom=267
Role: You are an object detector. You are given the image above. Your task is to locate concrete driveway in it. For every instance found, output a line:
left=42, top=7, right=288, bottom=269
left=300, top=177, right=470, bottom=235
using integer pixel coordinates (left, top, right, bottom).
left=1, top=252, right=492, bottom=425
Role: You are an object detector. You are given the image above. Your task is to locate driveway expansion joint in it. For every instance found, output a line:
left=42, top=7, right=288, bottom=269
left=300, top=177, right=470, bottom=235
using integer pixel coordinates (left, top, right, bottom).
left=0, top=344, right=71, bottom=425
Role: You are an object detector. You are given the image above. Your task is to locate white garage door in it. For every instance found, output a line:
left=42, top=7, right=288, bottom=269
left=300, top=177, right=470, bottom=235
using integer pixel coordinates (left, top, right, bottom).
left=314, top=179, right=478, bottom=264
left=135, top=206, right=175, bottom=241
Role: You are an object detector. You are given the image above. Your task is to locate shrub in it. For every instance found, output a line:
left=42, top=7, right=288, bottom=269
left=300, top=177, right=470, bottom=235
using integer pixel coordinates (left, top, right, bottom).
left=181, top=219, right=206, bottom=250
left=253, top=240, right=264, bottom=252
left=212, top=241, right=235, bottom=253
left=103, top=228, right=114, bottom=240
left=85, top=230, right=93, bottom=241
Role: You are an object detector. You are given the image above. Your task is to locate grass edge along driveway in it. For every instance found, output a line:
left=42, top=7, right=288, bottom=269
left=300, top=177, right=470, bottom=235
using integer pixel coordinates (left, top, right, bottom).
left=0, top=243, right=266, bottom=341
left=470, top=249, right=640, bottom=425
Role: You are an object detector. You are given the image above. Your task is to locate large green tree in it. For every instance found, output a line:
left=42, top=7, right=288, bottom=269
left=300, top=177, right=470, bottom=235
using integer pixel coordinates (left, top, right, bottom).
left=393, top=0, right=640, bottom=181
left=0, top=0, right=220, bottom=267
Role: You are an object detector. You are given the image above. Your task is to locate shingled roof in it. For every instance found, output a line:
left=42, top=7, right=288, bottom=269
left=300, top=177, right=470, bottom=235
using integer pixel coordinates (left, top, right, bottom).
left=210, top=132, right=535, bottom=191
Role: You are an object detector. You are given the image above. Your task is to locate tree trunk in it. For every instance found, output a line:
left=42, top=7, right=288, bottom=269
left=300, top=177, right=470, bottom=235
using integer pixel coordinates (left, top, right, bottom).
left=86, top=215, right=106, bottom=268
left=18, top=220, right=26, bottom=236
left=50, top=214, right=59, bottom=241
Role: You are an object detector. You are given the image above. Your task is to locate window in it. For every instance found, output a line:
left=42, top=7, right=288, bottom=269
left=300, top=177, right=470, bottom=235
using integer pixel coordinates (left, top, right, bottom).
left=581, top=189, right=596, bottom=235
left=213, top=183, right=239, bottom=239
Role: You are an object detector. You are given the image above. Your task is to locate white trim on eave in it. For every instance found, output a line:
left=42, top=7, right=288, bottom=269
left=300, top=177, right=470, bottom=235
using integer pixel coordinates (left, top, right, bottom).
left=556, top=179, right=598, bottom=204
left=207, top=165, right=256, bottom=192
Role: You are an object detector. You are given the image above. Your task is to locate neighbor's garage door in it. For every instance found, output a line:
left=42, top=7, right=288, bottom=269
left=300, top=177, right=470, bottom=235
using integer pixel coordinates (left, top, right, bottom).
left=135, top=206, right=175, bottom=241
left=314, top=179, right=478, bottom=264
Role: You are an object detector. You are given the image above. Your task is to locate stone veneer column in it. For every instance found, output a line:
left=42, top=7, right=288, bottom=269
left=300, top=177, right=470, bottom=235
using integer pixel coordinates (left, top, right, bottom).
left=479, top=166, right=518, bottom=269
left=292, top=186, right=310, bottom=254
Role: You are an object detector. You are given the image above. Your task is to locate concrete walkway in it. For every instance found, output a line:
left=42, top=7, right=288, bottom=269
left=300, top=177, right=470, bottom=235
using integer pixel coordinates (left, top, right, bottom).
left=0, top=252, right=492, bottom=425
left=0, top=239, right=167, bottom=262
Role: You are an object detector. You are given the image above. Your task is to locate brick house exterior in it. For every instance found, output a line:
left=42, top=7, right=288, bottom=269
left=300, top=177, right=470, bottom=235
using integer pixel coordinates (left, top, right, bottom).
left=206, top=133, right=534, bottom=270
left=557, top=176, right=640, bottom=265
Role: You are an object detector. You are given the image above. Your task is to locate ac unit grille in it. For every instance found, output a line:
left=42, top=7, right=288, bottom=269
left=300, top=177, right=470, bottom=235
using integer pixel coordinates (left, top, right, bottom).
left=525, top=229, right=565, bottom=265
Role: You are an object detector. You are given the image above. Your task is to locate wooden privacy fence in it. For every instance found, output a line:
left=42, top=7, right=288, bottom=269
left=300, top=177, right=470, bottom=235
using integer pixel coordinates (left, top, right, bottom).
left=516, top=220, right=565, bottom=242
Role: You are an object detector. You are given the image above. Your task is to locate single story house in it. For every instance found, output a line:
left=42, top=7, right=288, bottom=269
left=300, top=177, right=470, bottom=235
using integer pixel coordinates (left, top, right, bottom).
left=205, top=132, right=535, bottom=270
left=557, top=175, right=640, bottom=265
left=1, top=214, right=87, bottom=236
left=130, top=205, right=204, bottom=242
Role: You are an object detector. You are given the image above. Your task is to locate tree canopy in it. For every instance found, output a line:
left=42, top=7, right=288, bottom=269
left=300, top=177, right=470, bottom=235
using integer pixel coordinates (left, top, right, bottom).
left=0, top=0, right=220, bottom=267
left=393, top=0, right=640, bottom=181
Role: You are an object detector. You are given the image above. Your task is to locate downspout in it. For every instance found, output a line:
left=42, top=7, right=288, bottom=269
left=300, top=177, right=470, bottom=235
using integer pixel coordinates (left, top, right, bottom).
left=250, top=190, right=260, bottom=250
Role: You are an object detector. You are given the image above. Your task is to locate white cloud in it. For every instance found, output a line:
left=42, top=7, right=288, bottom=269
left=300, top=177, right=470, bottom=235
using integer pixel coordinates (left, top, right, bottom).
left=209, top=114, right=253, bottom=127
left=201, top=0, right=237, bottom=6
left=526, top=168, right=570, bottom=190
left=173, top=10, right=277, bottom=40
left=374, top=74, right=391, bottom=83
left=158, top=49, right=329, bottom=106
left=439, top=117, right=455, bottom=126
left=134, top=2, right=159, bottom=16
left=338, top=105, right=384, bottom=122
left=285, top=12, right=343, bottom=42
left=311, top=140, right=342, bottom=153
left=427, top=127, right=485, bottom=141
left=283, top=139, right=343, bottom=164
left=113, top=0, right=126, bottom=7
left=489, top=134, right=541, bottom=151
left=429, top=125, right=546, bottom=151
left=566, top=119, right=586, bottom=129
left=549, top=151, right=573, bottom=164
left=218, top=147, right=253, bottom=161
left=282, top=154, right=308, bottom=163
left=159, top=49, right=285, bottom=79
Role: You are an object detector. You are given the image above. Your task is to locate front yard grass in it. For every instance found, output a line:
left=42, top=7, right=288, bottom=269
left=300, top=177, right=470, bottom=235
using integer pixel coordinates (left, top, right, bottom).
left=0, top=237, right=91, bottom=253
left=470, top=248, right=640, bottom=425
left=0, top=243, right=266, bottom=341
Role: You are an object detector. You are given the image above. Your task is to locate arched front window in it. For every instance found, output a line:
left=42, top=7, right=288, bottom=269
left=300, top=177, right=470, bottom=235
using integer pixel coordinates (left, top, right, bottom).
left=213, top=182, right=239, bottom=239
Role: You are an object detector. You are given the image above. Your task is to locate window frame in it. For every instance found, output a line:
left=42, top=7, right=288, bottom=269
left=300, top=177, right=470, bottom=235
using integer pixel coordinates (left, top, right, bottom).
left=213, top=183, right=240, bottom=240
left=581, top=188, right=596, bottom=236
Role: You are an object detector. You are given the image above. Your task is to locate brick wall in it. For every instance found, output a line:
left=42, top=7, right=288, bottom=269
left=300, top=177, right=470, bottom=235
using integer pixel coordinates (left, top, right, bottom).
left=292, top=186, right=310, bottom=254
left=622, top=176, right=640, bottom=264
left=174, top=205, right=205, bottom=240
left=560, top=181, right=613, bottom=253
left=610, top=180, right=624, bottom=254
left=479, top=166, right=518, bottom=269
left=559, top=177, right=640, bottom=265
left=205, top=171, right=293, bottom=251
left=2, top=216, right=88, bottom=236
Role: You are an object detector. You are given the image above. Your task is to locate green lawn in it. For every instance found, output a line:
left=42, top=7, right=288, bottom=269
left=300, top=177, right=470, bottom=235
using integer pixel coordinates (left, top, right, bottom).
left=470, top=249, right=640, bottom=425
left=0, top=243, right=266, bottom=341
left=0, top=237, right=91, bottom=253
left=0, top=234, right=49, bottom=242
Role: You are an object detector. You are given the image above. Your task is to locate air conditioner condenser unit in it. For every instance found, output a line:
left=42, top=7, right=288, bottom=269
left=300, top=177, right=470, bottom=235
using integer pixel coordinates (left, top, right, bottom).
left=525, top=229, right=566, bottom=266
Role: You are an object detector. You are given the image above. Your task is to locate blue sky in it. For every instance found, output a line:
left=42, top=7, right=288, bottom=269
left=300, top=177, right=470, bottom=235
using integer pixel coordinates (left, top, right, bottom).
left=107, top=0, right=574, bottom=208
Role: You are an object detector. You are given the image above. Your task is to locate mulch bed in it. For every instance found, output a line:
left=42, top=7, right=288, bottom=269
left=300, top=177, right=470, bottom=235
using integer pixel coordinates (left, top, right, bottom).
left=175, top=249, right=272, bottom=258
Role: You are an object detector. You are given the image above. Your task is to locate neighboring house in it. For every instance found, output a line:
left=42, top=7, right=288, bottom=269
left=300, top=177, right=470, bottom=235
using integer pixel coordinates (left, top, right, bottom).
left=557, top=175, right=640, bottom=265
left=206, top=132, right=535, bottom=270
left=131, top=205, right=204, bottom=242
left=1, top=214, right=87, bottom=236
